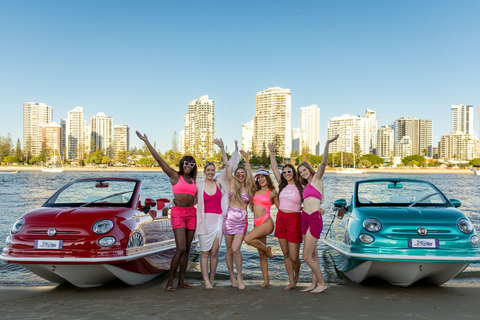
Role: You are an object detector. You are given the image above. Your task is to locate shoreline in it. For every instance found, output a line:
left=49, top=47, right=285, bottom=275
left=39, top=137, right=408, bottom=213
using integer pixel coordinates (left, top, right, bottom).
left=2, top=274, right=480, bottom=319
left=0, top=165, right=476, bottom=174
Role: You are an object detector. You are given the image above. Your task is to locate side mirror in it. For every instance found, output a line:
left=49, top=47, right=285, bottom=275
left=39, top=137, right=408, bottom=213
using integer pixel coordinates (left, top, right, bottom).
left=156, top=198, right=171, bottom=210
left=144, top=198, right=156, bottom=207
left=334, top=199, right=347, bottom=208
left=150, top=210, right=157, bottom=218
left=449, top=199, right=461, bottom=208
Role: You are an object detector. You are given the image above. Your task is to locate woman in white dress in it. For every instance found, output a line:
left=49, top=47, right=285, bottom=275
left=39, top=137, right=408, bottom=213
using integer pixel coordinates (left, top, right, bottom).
left=196, top=141, right=241, bottom=289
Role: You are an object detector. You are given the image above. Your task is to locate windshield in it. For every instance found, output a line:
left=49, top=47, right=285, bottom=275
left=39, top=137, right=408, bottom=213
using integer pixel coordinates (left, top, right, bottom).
left=356, top=180, right=447, bottom=206
left=43, top=179, right=138, bottom=207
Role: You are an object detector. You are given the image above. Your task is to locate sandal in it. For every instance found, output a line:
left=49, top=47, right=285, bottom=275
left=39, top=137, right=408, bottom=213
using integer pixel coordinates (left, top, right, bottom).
left=165, top=285, right=175, bottom=292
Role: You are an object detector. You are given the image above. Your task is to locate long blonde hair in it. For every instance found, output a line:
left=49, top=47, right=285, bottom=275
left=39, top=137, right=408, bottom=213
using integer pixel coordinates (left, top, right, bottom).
left=297, top=161, right=324, bottom=205
left=231, top=167, right=254, bottom=205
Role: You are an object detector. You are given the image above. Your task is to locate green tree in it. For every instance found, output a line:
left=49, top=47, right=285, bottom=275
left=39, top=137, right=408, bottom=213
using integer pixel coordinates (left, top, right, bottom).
left=138, top=157, right=155, bottom=166
left=354, top=135, right=362, bottom=161
left=401, top=155, right=425, bottom=167
left=360, top=154, right=384, bottom=166
left=469, top=158, right=480, bottom=167
left=4, top=156, right=19, bottom=164
left=15, top=139, right=22, bottom=162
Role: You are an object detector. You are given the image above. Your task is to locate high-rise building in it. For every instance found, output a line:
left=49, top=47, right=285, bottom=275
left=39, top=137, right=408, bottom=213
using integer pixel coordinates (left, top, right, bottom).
left=23, top=102, right=53, bottom=158
left=299, top=105, right=320, bottom=155
left=241, top=120, right=254, bottom=152
left=41, top=122, right=61, bottom=164
left=183, top=95, right=215, bottom=159
left=376, top=125, right=394, bottom=159
left=291, top=128, right=300, bottom=155
left=65, top=107, right=86, bottom=160
left=113, top=125, right=130, bottom=158
left=393, top=117, right=433, bottom=156
left=439, top=132, right=479, bottom=160
left=397, top=136, right=413, bottom=159
left=253, top=87, right=292, bottom=158
left=90, top=112, right=113, bottom=157
left=451, top=104, right=474, bottom=134
left=327, top=114, right=369, bottom=155
left=364, top=109, right=378, bottom=154
left=179, top=130, right=185, bottom=154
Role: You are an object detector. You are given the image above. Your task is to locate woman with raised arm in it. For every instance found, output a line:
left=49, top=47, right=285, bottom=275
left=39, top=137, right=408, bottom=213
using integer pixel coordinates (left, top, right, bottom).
left=297, top=134, right=339, bottom=293
left=195, top=141, right=241, bottom=289
left=268, top=142, right=305, bottom=290
left=136, top=131, right=197, bottom=292
left=244, top=168, right=279, bottom=288
left=214, top=138, right=253, bottom=290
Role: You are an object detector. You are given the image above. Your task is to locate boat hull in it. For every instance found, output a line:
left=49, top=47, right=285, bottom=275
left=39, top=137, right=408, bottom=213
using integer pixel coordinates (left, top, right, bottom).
left=14, top=242, right=197, bottom=288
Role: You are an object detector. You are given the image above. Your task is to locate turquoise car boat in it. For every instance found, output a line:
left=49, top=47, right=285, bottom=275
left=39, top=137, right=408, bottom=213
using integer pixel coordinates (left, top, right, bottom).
left=324, top=178, right=480, bottom=286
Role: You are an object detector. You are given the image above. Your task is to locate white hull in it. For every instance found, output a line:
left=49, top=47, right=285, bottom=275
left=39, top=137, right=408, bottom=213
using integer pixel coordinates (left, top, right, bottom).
left=41, top=168, right=64, bottom=173
left=474, top=170, right=480, bottom=176
left=345, top=260, right=468, bottom=287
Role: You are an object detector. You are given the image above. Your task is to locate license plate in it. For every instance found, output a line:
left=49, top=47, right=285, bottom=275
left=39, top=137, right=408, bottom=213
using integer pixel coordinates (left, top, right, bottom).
left=408, top=239, right=439, bottom=248
left=34, top=240, right=63, bottom=250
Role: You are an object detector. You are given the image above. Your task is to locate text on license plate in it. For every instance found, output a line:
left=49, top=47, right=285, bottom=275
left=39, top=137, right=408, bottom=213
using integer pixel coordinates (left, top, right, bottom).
left=34, top=240, right=63, bottom=249
left=408, top=239, right=439, bottom=248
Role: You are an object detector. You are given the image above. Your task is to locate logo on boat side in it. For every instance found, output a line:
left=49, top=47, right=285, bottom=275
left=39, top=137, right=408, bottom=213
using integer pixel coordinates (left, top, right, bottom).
left=47, top=228, right=57, bottom=237
left=417, top=227, right=428, bottom=236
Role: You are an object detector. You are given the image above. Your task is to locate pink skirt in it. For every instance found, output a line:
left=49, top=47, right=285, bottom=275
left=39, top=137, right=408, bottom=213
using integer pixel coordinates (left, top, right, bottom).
left=301, top=210, right=323, bottom=239
left=223, top=206, right=248, bottom=235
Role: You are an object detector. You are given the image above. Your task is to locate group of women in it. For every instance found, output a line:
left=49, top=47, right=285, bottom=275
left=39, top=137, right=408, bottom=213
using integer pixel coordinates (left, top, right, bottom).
left=136, top=130, right=339, bottom=293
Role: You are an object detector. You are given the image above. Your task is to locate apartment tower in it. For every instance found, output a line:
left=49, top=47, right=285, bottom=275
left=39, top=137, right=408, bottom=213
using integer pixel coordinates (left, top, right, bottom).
left=183, top=95, right=215, bottom=159
left=299, top=105, right=320, bottom=155
left=23, top=102, right=53, bottom=158
left=90, top=112, right=113, bottom=157
left=253, top=87, right=292, bottom=158
left=113, top=125, right=130, bottom=158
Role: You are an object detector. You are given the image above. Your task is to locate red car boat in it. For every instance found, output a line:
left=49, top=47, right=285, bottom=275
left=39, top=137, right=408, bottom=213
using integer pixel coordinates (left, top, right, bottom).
left=1, top=178, right=193, bottom=288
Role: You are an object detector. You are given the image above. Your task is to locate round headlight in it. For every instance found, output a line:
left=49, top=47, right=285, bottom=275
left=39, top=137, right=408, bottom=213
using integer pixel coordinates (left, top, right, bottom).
left=98, top=236, right=116, bottom=247
left=5, top=235, right=11, bottom=245
left=11, top=218, right=25, bottom=234
left=470, top=235, right=480, bottom=246
left=363, top=218, right=382, bottom=233
left=92, top=219, right=114, bottom=234
left=359, top=234, right=375, bottom=244
left=458, top=219, right=473, bottom=234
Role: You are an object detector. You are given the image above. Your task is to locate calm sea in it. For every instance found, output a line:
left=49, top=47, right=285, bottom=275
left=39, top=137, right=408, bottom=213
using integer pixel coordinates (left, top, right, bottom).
left=1, top=170, right=479, bottom=287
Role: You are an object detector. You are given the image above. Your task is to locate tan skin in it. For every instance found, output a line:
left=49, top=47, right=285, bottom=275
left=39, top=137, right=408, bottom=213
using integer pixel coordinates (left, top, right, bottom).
left=298, top=134, right=339, bottom=294
left=136, top=131, right=196, bottom=291
left=269, top=142, right=301, bottom=290
left=244, top=174, right=279, bottom=288
left=214, top=138, right=251, bottom=290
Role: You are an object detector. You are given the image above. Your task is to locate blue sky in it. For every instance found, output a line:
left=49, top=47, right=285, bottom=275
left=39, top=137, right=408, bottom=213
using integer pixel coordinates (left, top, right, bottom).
left=1, top=0, right=479, bottom=153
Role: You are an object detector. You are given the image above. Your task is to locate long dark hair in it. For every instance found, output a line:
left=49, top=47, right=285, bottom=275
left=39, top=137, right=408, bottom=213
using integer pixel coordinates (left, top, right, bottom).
left=255, top=174, right=276, bottom=192
left=178, top=155, right=197, bottom=182
left=278, top=164, right=304, bottom=201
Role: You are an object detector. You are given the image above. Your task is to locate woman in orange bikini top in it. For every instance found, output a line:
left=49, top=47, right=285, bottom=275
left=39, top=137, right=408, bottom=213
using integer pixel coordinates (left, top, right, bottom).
left=244, top=169, right=279, bottom=288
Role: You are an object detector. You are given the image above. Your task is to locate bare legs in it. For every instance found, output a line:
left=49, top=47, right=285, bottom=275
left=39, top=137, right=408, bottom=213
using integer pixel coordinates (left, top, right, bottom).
left=301, top=230, right=327, bottom=293
left=225, top=233, right=246, bottom=290
left=200, top=236, right=220, bottom=289
left=166, top=228, right=196, bottom=291
left=244, top=218, right=274, bottom=288
left=278, top=238, right=301, bottom=290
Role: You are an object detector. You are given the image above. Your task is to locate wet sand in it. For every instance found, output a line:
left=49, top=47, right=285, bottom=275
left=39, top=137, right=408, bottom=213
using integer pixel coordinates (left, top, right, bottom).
left=1, top=275, right=480, bottom=320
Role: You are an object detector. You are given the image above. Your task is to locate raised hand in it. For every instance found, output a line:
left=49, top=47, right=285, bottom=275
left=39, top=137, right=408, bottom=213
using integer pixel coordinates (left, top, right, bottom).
left=136, top=131, right=148, bottom=142
left=214, top=138, right=224, bottom=148
left=239, top=150, right=248, bottom=159
left=327, top=134, right=339, bottom=144
left=268, top=142, right=275, bottom=152
left=234, top=140, right=239, bottom=152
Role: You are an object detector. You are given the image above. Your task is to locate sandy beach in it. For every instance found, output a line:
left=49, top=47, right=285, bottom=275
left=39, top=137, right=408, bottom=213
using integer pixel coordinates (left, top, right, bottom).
left=1, top=274, right=480, bottom=320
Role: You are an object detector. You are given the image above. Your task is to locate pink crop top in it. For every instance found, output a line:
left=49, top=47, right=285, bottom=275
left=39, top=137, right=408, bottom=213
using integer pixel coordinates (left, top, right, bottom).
left=253, top=189, right=272, bottom=215
left=302, top=183, right=322, bottom=201
left=172, top=175, right=196, bottom=196
left=279, top=184, right=302, bottom=212
left=204, top=185, right=222, bottom=214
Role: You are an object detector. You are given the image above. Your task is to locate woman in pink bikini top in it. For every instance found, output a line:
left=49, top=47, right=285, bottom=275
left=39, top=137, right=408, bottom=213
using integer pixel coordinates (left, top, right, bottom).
left=297, top=133, right=339, bottom=294
left=244, top=168, right=279, bottom=288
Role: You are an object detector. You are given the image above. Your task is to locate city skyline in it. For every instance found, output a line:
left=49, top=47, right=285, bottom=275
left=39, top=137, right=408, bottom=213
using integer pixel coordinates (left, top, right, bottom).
left=1, top=1, right=479, bottom=152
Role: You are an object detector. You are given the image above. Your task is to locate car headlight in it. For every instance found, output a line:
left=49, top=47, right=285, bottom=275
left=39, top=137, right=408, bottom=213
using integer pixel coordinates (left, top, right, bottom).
left=470, top=235, right=480, bottom=246
left=98, top=236, right=116, bottom=247
left=5, top=235, right=11, bottom=245
left=92, top=219, right=114, bottom=234
left=458, top=219, right=474, bottom=234
left=363, top=218, right=382, bottom=232
left=11, top=218, right=25, bottom=234
left=359, top=234, right=375, bottom=244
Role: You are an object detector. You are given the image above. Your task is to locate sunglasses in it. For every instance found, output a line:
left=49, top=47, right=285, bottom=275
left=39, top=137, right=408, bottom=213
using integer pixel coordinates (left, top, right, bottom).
left=184, top=161, right=196, bottom=168
left=281, top=169, right=293, bottom=175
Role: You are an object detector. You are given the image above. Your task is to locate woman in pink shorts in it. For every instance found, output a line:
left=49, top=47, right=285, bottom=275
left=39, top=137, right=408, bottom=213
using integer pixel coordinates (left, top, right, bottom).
left=269, top=143, right=305, bottom=290
left=137, top=131, right=197, bottom=292
left=297, top=134, right=338, bottom=293
left=215, top=138, right=253, bottom=290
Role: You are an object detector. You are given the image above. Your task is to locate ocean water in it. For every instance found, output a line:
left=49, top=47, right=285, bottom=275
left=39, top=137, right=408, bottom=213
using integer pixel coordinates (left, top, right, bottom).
left=1, top=170, right=479, bottom=287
